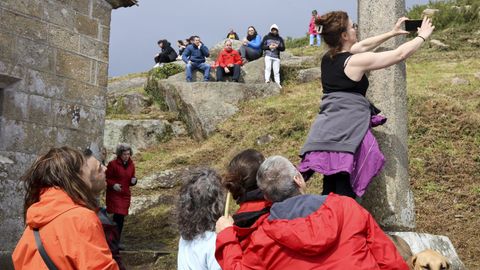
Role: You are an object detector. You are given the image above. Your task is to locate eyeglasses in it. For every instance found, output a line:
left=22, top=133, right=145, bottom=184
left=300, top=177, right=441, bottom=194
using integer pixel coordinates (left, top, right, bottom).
left=352, top=23, right=358, bottom=30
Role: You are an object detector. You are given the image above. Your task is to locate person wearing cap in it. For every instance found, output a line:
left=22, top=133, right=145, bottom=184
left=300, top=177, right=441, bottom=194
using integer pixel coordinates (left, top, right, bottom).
left=261, top=24, right=285, bottom=87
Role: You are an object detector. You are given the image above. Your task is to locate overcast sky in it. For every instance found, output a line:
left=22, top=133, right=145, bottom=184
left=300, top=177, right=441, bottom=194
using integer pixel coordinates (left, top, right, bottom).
left=108, top=0, right=430, bottom=77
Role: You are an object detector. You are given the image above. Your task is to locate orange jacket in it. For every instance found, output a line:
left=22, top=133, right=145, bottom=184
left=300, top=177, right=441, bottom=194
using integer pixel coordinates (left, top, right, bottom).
left=216, top=48, right=243, bottom=68
left=12, top=187, right=119, bottom=270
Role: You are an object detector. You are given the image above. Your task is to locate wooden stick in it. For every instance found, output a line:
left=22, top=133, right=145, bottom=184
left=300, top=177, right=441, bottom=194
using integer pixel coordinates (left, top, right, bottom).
left=224, top=192, right=231, bottom=217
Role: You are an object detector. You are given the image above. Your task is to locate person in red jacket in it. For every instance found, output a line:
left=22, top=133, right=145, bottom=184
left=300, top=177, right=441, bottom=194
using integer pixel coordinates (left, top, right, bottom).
left=215, top=155, right=409, bottom=270
left=215, top=39, right=243, bottom=82
left=12, top=147, right=118, bottom=270
left=223, top=149, right=271, bottom=228
left=106, top=143, right=137, bottom=248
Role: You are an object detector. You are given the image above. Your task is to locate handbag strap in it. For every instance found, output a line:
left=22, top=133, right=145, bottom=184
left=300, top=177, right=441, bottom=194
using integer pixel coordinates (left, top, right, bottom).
left=33, top=228, right=59, bottom=270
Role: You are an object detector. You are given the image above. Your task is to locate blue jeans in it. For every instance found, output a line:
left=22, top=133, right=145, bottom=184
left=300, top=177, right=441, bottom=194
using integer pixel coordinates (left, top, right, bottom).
left=186, top=62, right=210, bottom=81
left=309, top=34, right=321, bottom=46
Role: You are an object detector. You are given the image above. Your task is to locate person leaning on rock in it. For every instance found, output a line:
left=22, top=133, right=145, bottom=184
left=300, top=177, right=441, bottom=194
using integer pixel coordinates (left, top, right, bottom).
left=215, top=155, right=409, bottom=269
left=182, top=36, right=211, bottom=82
left=215, top=39, right=243, bottom=82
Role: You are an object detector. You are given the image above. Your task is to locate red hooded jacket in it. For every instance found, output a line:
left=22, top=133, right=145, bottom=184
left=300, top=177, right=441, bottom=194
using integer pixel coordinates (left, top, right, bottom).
left=216, top=48, right=243, bottom=68
left=216, top=194, right=408, bottom=270
left=106, top=158, right=136, bottom=215
left=12, top=188, right=118, bottom=270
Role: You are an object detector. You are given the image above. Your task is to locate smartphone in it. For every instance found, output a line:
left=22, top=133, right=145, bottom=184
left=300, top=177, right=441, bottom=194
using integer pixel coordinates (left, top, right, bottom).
left=405, top=20, right=422, bottom=32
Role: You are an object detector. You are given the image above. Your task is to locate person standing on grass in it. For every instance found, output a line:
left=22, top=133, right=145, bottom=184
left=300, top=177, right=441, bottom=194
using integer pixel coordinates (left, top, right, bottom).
left=262, top=24, right=285, bottom=87
left=309, top=9, right=321, bottom=46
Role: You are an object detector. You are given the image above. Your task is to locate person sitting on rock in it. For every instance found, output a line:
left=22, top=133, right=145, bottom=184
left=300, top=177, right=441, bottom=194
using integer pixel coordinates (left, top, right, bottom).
left=226, top=28, right=239, bottom=40
left=215, top=39, right=243, bottom=82
left=153, top=39, right=178, bottom=68
left=177, top=168, right=224, bottom=270
left=215, top=155, right=409, bottom=269
left=262, top=24, right=285, bottom=87
left=239, top=26, right=262, bottom=63
left=182, top=36, right=211, bottom=82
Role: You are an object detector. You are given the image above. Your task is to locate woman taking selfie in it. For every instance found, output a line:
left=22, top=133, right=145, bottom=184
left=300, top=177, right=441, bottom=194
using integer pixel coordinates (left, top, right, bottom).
left=299, top=12, right=434, bottom=198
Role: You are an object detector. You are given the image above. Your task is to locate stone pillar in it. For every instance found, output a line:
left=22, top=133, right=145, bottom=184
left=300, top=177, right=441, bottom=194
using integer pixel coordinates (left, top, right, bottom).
left=358, top=0, right=415, bottom=230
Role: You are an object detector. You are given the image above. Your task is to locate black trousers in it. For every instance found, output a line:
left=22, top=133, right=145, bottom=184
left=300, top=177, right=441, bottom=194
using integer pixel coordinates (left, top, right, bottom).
left=216, top=64, right=241, bottom=81
left=113, top=214, right=125, bottom=239
left=154, top=54, right=173, bottom=64
left=301, top=170, right=356, bottom=198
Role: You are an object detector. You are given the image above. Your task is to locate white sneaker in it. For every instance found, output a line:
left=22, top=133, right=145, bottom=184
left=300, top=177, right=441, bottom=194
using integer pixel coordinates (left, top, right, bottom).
left=153, top=63, right=161, bottom=68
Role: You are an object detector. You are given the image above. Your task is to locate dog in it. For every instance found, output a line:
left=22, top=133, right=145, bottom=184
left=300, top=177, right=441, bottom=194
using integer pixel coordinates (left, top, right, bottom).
left=409, top=249, right=450, bottom=270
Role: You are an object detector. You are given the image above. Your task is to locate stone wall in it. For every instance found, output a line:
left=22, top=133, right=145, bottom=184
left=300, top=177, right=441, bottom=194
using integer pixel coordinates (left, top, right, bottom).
left=0, top=0, right=117, bottom=266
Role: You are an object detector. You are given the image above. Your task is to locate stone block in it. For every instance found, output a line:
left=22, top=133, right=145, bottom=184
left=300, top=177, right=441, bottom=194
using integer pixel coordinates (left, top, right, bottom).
left=64, top=79, right=106, bottom=108
left=0, top=178, right=24, bottom=252
left=97, top=61, right=109, bottom=87
left=47, top=25, right=80, bottom=52
left=55, top=128, right=103, bottom=152
left=56, top=50, right=91, bottom=82
left=1, top=120, right=55, bottom=153
left=43, top=1, right=74, bottom=28
left=92, top=0, right=112, bottom=26
left=79, top=36, right=109, bottom=62
left=0, top=0, right=44, bottom=19
left=53, top=100, right=82, bottom=129
left=100, top=25, right=110, bottom=43
left=0, top=151, right=37, bottom=180
left=75, top=13, right=99, bottom=39
left=0, top=61, right=26, bottom=81
left=15, top=37, right=54, bottom=72
left=71, top=0, right=91, bottom=15
left=28, top=95, right=53, bottom=125
left=0, top=31, right=14, bottom=62
left=389, top=232, right=466, bottom=269
left=25, top=69, right=65, bottom=98
left=1, top=90, right=29, bottom=120
left=0, top=10, right=47, bottom=41
left=0, top=251, right=14, bottom=270
left=78, top=106, right=105, bottom=133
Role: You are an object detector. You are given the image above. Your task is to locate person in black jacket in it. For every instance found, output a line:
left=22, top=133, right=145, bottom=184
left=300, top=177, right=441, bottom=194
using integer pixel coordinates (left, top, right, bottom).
left=154, top=39, right=178, bottom=67
left=261, top=24, right=285, bottom=87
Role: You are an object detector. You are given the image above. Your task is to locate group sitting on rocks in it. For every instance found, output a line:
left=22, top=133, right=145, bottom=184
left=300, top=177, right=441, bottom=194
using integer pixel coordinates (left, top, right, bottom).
left=155, top=24, right=285, bottom=87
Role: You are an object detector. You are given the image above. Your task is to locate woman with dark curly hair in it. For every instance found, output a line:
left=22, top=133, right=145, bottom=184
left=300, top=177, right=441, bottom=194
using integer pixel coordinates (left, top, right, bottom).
left=299, top=12, right=434, bottom=198
left=177, top=168, right=224, bottom=270
left=12, top=147, right=118, bottom=269
left=223, top=149, right=270, bottom=228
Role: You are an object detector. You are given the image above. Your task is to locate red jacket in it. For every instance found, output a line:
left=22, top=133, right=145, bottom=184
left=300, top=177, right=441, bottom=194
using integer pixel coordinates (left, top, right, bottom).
left=216, top=48, right=242, bottom=68
left=106, top=158, right=136, bottom=215
left=12, top=188, right=118, bottom=270
left=309, top=15, right=318, bottom=34
left=216, top=194, right=408, bottom=270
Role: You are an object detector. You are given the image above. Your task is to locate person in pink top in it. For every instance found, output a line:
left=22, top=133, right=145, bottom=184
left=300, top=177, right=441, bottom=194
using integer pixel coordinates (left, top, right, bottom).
left=309, top=9, right=321, bottom=46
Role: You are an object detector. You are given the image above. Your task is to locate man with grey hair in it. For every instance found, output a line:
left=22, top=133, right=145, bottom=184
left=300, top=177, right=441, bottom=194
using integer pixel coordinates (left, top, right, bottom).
left=215, top=155, right=408, bottom=269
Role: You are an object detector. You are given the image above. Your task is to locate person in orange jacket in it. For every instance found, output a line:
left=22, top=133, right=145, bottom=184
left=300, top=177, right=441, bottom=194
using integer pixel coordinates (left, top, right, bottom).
left=12, top=146, right=119, bottom=270
left=215, top=39, right=243, bottom=82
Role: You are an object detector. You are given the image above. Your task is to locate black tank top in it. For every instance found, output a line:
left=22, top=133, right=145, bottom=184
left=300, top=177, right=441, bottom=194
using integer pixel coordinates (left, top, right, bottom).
left=321, top=52, right=369, bottom=96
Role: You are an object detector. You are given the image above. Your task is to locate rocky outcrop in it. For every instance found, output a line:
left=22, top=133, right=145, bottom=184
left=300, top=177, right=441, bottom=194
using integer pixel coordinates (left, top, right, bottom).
left=430, top=39, right=449, bottom=50
left=103, top=119, right=186, bottom=155
left=108, top=76, right=146, bottom=94
left=297, top=67, right=321, bottom=83
left=107, top=90, right=153, bottom=115
left=156, top=81, right=281, bottom=140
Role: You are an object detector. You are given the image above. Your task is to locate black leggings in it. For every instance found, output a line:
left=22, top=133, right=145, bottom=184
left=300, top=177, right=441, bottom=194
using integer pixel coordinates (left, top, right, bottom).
left=301, top=170, right=356, bottom=198
left=113, top=214, right=125, bottom=238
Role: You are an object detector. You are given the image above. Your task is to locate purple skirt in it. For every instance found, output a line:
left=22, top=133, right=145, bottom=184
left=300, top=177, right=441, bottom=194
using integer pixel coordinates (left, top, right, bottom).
left=298, top=116, right=386, bottom=197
